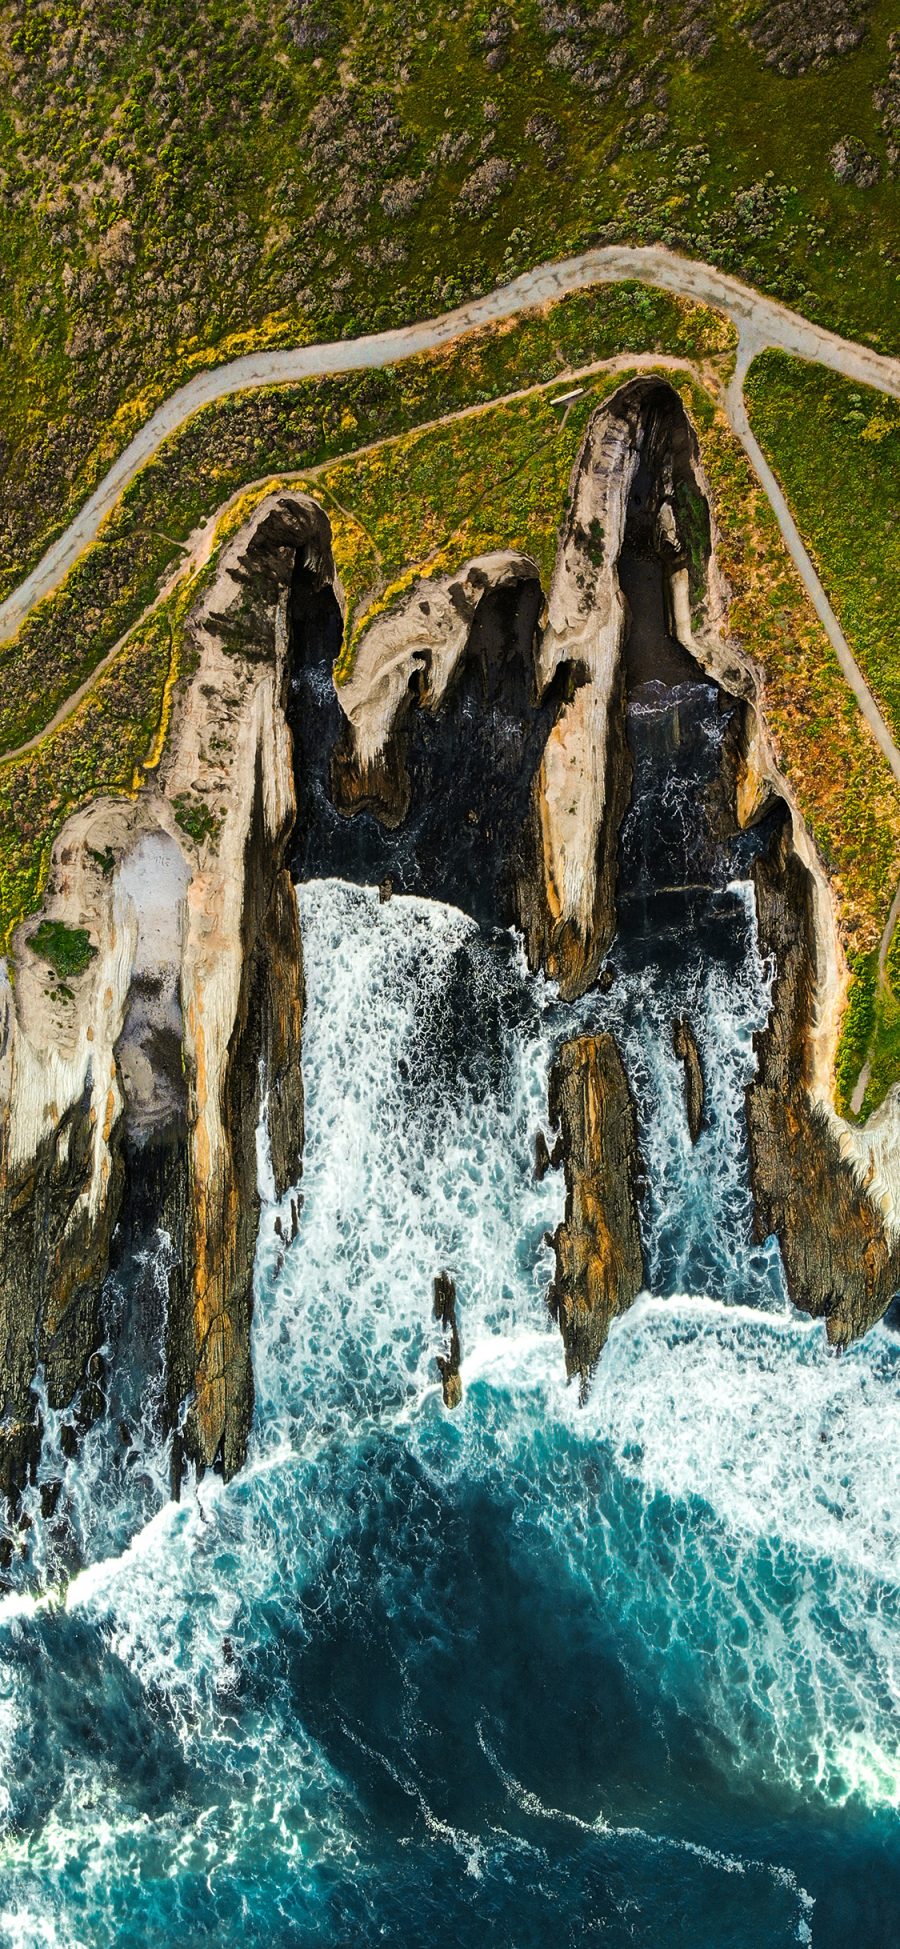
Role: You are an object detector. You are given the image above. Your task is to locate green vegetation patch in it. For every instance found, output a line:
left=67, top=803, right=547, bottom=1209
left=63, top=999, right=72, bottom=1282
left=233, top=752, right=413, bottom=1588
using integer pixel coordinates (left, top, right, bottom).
left=744, top=346, right=900, bottom=1112
left=689, top=379, right=900, bottom=975
left=862, top=924, right=900, bottom=1117
left=28, top=919, right=96, bottom=979
left=834, top=953, right=878, bottom=1118
left=838, top=924, right=900, bottom=1122
left=745, top=350, right=900, bottom=752
left=674, top=369, right=900, bottom=1112
left=173, top=794, right=220, bottom=846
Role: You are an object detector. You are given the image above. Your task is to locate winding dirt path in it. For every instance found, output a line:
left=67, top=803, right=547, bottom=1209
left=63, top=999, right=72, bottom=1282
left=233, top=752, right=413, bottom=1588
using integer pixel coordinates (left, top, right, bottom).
left=3, top=245, right=900, bottom=643
left=2, top=242, right=900, bottom=805
left=0, top=350, right=703, bottom=766
left=725, top=347, right=900, bottom=789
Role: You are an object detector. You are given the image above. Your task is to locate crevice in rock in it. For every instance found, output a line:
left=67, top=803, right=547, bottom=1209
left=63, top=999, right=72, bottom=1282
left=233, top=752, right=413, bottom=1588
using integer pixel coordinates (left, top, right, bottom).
left=289, top=554, right=579, bottom=931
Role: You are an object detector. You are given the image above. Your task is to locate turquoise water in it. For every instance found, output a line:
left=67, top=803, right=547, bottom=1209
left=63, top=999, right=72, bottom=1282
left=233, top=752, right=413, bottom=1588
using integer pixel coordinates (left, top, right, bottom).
left=0, top=880, right=898, bottom=1946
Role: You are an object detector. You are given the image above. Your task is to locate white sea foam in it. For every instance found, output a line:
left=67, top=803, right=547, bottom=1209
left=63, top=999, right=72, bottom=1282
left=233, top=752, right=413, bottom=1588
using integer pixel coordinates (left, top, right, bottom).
left=0, top=877, right=896, bottom=1944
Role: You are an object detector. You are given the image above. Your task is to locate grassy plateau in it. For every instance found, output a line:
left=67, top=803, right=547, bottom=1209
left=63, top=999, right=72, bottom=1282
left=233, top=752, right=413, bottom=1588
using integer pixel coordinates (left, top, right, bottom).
left=3, top=0, right=900, bottom=596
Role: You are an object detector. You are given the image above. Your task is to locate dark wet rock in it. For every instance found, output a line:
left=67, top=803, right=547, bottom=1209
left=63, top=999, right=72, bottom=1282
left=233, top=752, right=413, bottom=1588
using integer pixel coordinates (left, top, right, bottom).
left=547, top=1033, right=644, bottom=1392
left=303, top=562, right=558, bottom=932
left=673, top=1017, right=705, bottom=1143
left=0, top=1085, right=125, bottom=1508
left=378, top=877, right=394, bottom=903
left=331, top=723, right=411, bottom=830
left=747, top=812, right=900, bottom=1343
left=535, top=1130, right=552, bottom=1181
left=433, top=1271, right=462, bottom=1409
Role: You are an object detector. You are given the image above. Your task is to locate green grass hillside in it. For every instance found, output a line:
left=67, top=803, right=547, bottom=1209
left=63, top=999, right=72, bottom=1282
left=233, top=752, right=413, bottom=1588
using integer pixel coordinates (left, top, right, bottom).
left=2, top=0, right=900, bottom=596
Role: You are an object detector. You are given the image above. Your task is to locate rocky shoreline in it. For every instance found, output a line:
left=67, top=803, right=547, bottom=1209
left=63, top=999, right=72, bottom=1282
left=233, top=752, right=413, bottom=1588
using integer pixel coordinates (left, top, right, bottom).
left=0, top=493, right=317, bottom=1535
left=2, top=376, right=899, bottom=1549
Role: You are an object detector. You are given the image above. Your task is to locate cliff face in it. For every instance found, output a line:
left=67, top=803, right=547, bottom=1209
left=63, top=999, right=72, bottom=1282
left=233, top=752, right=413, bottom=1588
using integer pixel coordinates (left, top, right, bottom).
left=324, top=374, right=900, bottom=1348
left=0, top=493, right=320, bottom=1528
left=327, top=381, right=717, bottom=1000
left=0, top=815, right=137, bottom=1512
left=746, top=814, right=900, bottom=1342
left=547, top=1033, right=644, bottom=1389
left=514, top=401, right=638, bottom=999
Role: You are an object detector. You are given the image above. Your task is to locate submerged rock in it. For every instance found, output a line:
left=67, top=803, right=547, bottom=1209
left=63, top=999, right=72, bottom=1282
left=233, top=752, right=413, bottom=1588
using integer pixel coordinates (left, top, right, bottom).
left=673, top=1016, right=705, bottom=1143
left=433, top=1270, right=462, bottom=1409
left=547, top=1032, right=644, bottom=1392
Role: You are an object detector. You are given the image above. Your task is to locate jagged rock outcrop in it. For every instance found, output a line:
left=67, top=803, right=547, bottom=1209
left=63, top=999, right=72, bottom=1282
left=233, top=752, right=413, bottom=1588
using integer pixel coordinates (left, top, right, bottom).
left=746, top=0, right=872, bottom=76
left=329, top=378, right=718, bottom=1003
left=303, top=549, right=561, bottom=926
left=332, top=551, right=542, bottom=830
left=0, top=492, right=321, bottom=1523
left=433, top=1270, right=462, bottom=1409
left=673, top=1017, right=705, bottom=1143
left=547, top=1033, right=644, bottom=1391
left=519, top=379, right=719, bottom=997
left=747, top=812, right=900, bottom=1343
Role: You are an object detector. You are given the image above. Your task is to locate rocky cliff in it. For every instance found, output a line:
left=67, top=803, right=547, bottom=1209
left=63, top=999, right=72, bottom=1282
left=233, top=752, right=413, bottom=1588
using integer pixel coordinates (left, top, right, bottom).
left=3, top=374, right=900, bottom=1548
left=322, top=373, right=900, bottom=1348
left=673, top=1017, right=706, bottom=1143
left=0, top=492, right=320, bottom=1532
left=328, top=378, right=720, bottom=1000
left=746, top=811, right=900, bottom=1342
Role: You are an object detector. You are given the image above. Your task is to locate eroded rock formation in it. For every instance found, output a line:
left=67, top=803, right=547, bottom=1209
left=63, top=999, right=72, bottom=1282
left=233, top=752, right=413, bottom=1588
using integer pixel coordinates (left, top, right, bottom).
left=5, top=370, right=900, bottom=1550
left=324, top=552, right=558, bottom=924
left=746, top=812, right=900, bottom=1343
left=326, top=378, right=721, bottom=1002
left=0, top=492, right=321, bottom=1528
left=547, top=1033, right=644, bottom=1391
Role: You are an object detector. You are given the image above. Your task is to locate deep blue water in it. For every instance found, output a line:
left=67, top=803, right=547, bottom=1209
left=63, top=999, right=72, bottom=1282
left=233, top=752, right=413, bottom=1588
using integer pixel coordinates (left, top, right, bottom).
left=0, top=879, right=898, bottom=1948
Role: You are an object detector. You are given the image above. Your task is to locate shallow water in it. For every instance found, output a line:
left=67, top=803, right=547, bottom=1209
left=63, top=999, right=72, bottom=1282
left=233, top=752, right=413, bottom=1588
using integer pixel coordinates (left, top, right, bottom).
left=0, top=874, right=898, bottom=1947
